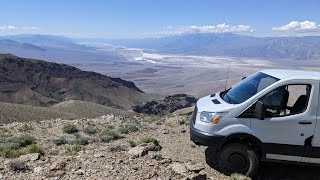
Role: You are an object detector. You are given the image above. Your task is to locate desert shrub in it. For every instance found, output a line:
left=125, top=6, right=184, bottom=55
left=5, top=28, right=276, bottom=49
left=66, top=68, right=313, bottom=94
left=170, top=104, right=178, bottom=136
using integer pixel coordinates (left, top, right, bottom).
left=83, top=125, right=98, bottom=135
left=128, top=137, right=161, bottom=151
left=52, top=136, right=67, bottom=146
left=146, top=115, right=166, bottom=125
left=75, top=136, right=88, bottom=145
left=7, top=160, right=27, bottom=171
left=105, top=125, right=114, bottom=129
left=0, top=144, right=21, bottom=158
left=117, top=123, right=139, bottom=134
left=10, top=134, right=36, bottom=147
left=0, top=128, right=11, bottom=135
left=64, top=144, right=81, bottom=155
left=128, top=140, right=136, bottom=147
left=99, top=129, right=120, bottom=143
left=28, top=144, right=44, bottom=155
left=63, top=123, right=78, bottom=134
left=18, top=124, right=33, bottom=132
left=191, top=144, right=196, bottom=148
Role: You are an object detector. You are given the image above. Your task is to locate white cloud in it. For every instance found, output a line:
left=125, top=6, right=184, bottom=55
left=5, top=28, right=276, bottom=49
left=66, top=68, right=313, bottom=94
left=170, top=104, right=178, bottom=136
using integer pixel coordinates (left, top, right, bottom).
left=0, top=25, right=18, bottom=30
left=159, top=23, right=254, bottom=35
left=272, top=21, right=320, bottom=32
left=0, top=25, right=40, bottom=31
left=21, top=26, right=40, bottom=30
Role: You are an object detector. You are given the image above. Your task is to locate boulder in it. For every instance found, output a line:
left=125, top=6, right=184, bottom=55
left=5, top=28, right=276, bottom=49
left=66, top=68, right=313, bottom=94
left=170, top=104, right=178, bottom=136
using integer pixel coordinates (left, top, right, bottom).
left=170, top=162, right=188, bottom=176
left=127, top=143, right=157, bottom=158
left=19, top=153, right=40, bottom=162
left=186, top=163, right=205, bottom=173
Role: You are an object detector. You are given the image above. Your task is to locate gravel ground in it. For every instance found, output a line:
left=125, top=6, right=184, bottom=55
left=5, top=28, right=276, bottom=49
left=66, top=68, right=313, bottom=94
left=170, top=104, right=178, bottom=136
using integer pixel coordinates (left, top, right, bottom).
left=1, top=114, right=320, bottom=180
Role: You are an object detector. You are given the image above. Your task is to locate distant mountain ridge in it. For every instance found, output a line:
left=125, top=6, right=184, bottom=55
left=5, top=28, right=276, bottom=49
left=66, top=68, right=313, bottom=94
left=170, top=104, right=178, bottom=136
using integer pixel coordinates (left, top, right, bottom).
left=105, top=33, right=320, bottom=60
left=0, top=39, right=46, bottom=51
left=0, top=54, right=149, bottom=109
left=0, top=34, right=127, bottom=64
left=1, top=33, right=320, bottom=61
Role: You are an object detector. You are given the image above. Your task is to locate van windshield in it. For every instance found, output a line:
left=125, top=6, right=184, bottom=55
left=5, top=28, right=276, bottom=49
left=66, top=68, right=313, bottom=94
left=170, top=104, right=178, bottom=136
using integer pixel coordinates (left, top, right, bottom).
left=222, top=72, right=279, bottom=104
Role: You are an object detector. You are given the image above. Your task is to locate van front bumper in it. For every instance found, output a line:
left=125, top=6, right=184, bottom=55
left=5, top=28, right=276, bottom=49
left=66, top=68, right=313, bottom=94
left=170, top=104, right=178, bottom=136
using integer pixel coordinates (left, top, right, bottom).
left=189, top=113, right=224, bottom=148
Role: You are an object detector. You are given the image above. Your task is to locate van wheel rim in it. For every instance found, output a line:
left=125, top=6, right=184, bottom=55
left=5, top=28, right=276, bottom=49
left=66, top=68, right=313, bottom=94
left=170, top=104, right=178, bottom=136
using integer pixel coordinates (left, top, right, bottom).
left=228, top=153, right=248, bottom=173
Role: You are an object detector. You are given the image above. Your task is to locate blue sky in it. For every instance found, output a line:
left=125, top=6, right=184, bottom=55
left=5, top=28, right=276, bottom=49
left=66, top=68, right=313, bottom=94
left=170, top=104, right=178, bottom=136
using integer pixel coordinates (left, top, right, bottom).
left=1, top=0, right=320, bottom=38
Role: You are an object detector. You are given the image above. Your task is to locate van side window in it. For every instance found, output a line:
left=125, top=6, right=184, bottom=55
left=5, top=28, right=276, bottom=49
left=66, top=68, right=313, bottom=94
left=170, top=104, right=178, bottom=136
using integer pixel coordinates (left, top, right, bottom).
left=239, top=84, right=311, bottom=118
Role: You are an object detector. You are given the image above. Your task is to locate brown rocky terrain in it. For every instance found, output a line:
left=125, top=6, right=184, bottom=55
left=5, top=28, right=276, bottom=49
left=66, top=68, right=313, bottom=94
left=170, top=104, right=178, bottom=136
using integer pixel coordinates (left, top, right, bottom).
left=1, top=112, right=320, bottom=180
left=0, top=114, right=229, bottom=180
left=0, top=100, right=133, bottom=124
left=133, top=94, right=197, bottom=115
left=0, top=54, right=150, bottom=109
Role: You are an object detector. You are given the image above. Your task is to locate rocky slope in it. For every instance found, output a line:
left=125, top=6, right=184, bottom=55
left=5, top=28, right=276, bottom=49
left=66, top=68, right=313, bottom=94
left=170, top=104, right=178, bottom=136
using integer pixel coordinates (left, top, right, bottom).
left=0, top=54, right=150, bottom=109
left=1, top=113, right=320, bottom=179
left=133, top=94, right=197, bottom=115
left=0, top=100, right=133, bottom=124
left=0, top=114, right=229, bottom=180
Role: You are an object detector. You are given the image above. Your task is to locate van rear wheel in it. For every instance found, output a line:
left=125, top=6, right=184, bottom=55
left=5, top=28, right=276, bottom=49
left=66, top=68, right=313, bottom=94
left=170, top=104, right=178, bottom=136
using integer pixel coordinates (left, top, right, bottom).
left=218, top=143, right=259, bottom=177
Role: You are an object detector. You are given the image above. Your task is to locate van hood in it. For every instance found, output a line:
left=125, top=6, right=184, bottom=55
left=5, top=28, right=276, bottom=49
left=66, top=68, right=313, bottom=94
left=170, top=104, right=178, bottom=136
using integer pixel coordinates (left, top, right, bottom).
left=196, top=93, right=235, bottom=113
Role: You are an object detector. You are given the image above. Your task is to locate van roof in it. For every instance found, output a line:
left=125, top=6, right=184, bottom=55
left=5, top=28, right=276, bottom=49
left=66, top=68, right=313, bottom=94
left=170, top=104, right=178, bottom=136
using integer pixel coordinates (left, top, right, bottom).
left=261, top=69, right=320, bottom=80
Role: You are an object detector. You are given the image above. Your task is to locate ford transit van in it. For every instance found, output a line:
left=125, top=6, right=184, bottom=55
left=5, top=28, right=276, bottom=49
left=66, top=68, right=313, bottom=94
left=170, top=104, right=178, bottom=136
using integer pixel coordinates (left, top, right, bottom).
left=190, top=69, right=320, bottom=176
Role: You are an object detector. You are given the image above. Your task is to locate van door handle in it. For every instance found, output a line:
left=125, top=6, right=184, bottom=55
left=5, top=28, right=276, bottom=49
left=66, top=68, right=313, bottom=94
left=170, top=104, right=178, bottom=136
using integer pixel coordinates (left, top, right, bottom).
left=299, top=121, right=312, bottom=125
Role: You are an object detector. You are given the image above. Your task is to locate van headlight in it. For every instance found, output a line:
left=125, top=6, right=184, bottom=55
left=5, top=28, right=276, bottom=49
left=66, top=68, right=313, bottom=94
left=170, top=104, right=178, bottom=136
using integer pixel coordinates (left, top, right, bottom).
left=200, top=112, right=227, bottom=124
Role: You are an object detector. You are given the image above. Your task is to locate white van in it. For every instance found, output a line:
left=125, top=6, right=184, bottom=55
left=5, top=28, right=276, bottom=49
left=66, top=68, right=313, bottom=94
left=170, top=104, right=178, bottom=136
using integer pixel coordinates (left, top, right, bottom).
left=190, top=69, right=320, bottom=176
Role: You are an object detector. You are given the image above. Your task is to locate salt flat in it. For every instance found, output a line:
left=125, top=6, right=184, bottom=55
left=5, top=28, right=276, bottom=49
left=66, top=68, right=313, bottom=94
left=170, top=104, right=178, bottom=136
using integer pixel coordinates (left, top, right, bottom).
left=77, top=47, right=320, bottom=98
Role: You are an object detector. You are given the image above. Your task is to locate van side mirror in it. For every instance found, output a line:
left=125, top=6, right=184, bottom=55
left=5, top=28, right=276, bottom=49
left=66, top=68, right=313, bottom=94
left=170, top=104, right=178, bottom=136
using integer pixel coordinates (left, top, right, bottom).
left=255, top=101, right=265, bottom=120
left=242, top=77, right=246, bottom=80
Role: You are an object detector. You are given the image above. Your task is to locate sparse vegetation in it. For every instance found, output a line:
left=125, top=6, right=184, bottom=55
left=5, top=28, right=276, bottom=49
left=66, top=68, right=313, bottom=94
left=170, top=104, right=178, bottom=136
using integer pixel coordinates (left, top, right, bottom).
left=75, top=136, right=89, bottom=145
left=63, top=123, right=79, bottom=134
left=147, top=115, right=166, bottom=125
left=0, top=143, right=21, bottom=158
left=83, top=125, right=98, bottom=135
left=64, top=144, right=81, bottom=155
left=28, top=144, right=44, bottom=155
left=99, top=129, right=120, bottom=143
left=117, top=123, right=139, bottom=134
left=0, top=134, right=37, bottom=158
left=53, top=136, right=67, bottom=146
left=7, top=160, right=28, bottom=171
left=191, top=144, right=196, bottom=148
left=0, top=128, right=12, bottom=141
left=105, top=125, right=115, bottom=130
left=18, top=124, right=33, bottom=132
left=10, top=134, right=36, bottom=147
left=128, top=137, right=162, bottom=151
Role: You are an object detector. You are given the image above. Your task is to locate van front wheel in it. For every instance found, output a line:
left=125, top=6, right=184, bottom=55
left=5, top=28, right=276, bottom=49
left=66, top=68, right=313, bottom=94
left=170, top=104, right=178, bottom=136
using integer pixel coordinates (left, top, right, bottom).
left=218, top=143, right=259, bottom=177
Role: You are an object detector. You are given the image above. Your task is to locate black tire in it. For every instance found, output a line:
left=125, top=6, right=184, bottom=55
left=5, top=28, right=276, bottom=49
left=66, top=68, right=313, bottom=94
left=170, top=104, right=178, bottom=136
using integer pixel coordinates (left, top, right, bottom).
left=217, top=143, right=259, bottom=177
left=205, top=147, right=219, bottom=168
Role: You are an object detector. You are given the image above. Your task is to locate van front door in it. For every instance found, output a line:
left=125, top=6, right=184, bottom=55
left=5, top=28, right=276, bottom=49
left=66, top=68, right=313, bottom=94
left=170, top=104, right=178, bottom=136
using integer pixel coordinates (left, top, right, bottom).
left=249, top=82, right=318, bottom=162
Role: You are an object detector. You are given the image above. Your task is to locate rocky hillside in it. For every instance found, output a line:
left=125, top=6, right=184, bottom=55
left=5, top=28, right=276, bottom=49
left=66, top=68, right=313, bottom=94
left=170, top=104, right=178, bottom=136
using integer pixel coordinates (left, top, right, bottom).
left=133, top=94, right=197, bottom=115
left=1, top=114, right=318, bottom=179
left=0, top=100, right=133, bottom=124
left=0, top=114, right=229, bottom=179
left=0, top=54, right=150, bottom=109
